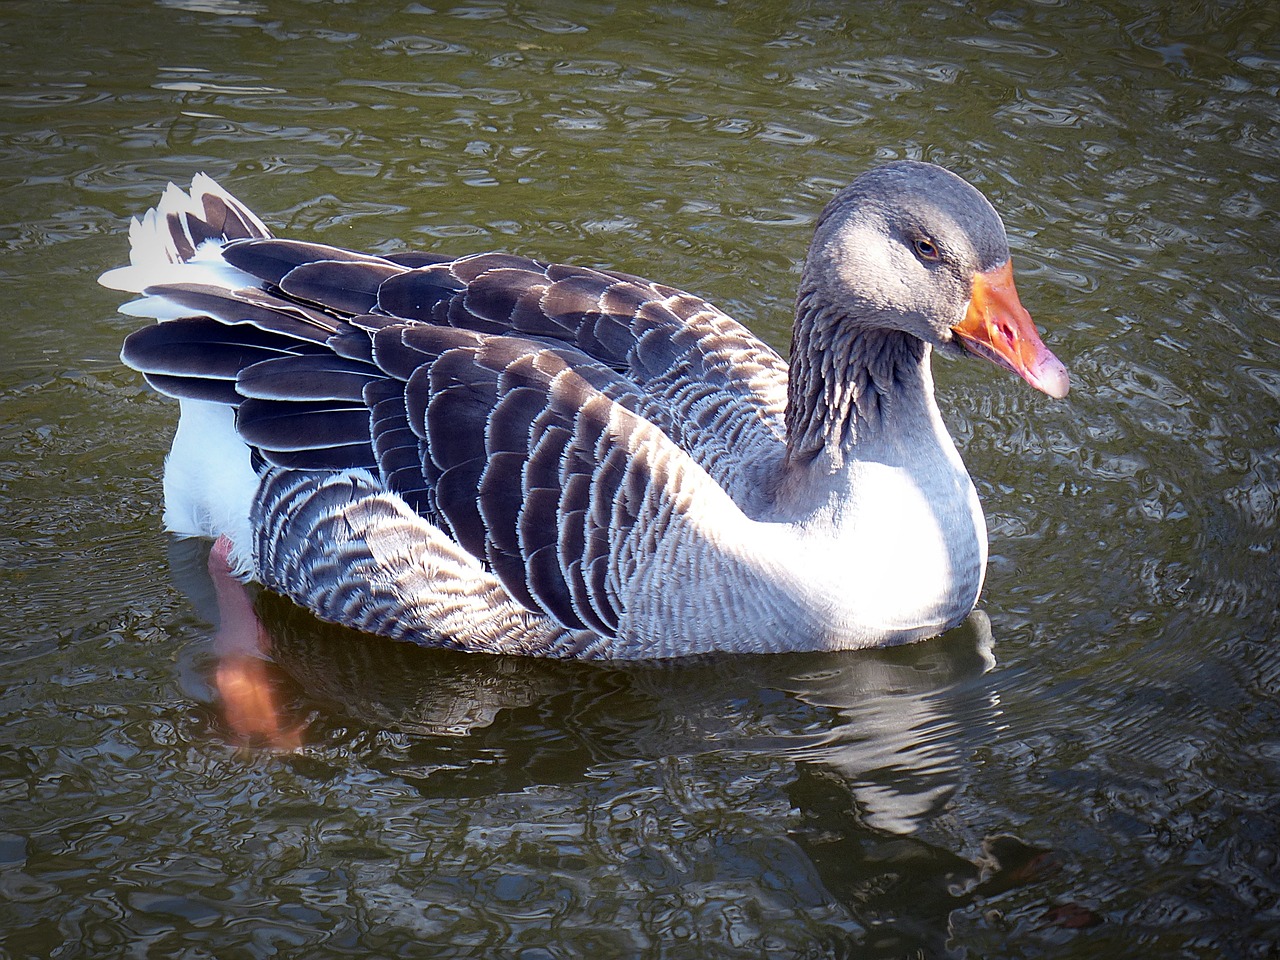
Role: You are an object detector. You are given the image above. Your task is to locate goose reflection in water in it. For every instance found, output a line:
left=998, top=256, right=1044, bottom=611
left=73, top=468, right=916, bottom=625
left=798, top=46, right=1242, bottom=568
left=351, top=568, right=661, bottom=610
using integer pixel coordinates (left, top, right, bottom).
left=163, top=535, right=1096, bottom=953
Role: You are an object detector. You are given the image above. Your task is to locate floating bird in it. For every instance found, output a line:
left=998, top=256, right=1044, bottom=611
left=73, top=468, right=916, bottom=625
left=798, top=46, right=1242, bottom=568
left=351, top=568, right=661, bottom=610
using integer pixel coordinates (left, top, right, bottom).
left=102, top=163, right=1067, bottom=659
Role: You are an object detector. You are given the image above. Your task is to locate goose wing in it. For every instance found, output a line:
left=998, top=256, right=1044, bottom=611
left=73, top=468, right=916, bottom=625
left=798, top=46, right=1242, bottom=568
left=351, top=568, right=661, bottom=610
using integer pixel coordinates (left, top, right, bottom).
left=125, top=294, right=750, bottom=640
left=217, top=240, right=792, bottom=500
left=116, top=181, right=793, bottom=641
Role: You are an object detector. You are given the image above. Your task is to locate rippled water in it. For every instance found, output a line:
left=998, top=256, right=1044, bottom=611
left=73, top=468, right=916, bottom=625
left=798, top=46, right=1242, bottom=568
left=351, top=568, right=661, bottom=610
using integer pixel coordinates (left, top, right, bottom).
left=2, top=1, right=1278, bottom=956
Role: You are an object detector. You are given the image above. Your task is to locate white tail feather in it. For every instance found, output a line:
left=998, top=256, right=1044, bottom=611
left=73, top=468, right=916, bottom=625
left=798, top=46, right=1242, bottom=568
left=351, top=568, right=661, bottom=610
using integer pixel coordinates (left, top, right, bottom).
left=104, top=174, right=274, bottom=555
left=98, top=174, right=271, bottom=293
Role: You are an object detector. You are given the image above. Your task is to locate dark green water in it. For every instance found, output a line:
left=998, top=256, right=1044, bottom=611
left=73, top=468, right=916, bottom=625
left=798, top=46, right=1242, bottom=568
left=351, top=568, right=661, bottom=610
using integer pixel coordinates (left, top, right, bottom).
left=2, top=1, right=1278, bottom=956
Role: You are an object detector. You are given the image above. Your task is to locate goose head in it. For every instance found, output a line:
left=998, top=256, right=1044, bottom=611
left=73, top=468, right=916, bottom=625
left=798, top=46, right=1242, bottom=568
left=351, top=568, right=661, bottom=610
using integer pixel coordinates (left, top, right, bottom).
left=798, top=160, right=1069, bottom=400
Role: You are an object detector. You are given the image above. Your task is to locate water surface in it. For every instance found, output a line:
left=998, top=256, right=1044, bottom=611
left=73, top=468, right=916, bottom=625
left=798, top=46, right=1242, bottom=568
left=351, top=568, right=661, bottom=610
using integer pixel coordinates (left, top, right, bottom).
left=2, top=1, right=1278, bottom=956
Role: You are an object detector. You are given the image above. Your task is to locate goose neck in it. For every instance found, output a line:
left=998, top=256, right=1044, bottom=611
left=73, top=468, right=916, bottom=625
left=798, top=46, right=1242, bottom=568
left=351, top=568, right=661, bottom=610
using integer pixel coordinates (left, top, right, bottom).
left=783, top=300, right=932, bottom=472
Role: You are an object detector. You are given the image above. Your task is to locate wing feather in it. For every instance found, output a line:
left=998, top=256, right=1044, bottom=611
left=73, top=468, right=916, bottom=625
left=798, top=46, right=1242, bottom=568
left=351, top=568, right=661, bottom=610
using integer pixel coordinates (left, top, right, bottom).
left=237, top=355, right=375, bottom=402
left=221, top=238, right=391, bottom=286
left=122, top=317, right=313, bottom=384
left=279, top=260, right=405, bottom=316
left=113, top=176, right=789, bottom=644
left=138, top=283, right=336, bottom=341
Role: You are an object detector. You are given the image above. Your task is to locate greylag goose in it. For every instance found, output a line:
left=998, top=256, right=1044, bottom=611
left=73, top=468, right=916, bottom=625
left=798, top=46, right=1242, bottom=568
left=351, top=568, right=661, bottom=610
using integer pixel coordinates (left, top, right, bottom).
left=102, top=162, right=1068, bottom=659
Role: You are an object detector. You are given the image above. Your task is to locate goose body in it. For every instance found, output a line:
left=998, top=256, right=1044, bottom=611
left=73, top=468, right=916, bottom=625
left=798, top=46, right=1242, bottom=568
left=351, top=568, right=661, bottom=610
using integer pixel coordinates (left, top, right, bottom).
left=102, top=164, right=1068, bottom=659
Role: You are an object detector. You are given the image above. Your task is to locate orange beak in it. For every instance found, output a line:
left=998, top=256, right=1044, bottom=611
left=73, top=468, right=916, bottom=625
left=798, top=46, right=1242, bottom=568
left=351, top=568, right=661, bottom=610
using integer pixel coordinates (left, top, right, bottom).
left=953, top=261, right=1069, bottom=399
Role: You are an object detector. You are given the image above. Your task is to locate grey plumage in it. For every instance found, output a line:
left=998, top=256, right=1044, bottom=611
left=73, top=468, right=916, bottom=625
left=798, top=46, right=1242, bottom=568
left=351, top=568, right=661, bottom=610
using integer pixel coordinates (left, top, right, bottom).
left=104, top=164, right=1068, bottom=658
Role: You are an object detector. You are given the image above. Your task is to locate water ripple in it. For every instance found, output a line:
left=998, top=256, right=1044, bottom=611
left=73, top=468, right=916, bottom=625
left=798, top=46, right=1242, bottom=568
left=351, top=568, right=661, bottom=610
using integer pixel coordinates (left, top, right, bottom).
left=3, top=0, right=1280, bottom=955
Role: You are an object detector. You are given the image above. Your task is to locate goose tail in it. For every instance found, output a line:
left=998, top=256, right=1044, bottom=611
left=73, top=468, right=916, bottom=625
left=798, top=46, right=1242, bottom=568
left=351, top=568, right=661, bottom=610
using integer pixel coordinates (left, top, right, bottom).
left=98, top=173, right=271, bottom=296
left=100, top=175, right=274, bottom=557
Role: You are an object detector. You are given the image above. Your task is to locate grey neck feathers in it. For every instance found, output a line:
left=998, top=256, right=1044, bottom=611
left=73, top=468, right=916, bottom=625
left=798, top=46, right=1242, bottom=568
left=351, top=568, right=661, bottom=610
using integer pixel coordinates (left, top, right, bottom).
left=785, top=293, right=929, bottom=470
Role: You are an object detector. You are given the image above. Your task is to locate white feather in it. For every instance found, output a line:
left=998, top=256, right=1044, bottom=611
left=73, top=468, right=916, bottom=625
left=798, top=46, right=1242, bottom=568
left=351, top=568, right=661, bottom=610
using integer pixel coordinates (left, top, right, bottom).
left=98, top=174, right=267, bottom=293
left=100, top=239, right=259, bottom=295
left=103, top=177, right=270, bottom=573
left=162, top=399, right=258, bottom=573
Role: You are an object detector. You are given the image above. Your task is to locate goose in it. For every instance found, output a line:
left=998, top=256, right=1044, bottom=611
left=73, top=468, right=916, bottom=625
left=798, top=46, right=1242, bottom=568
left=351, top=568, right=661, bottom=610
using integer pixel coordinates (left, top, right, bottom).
left=101, top=162, right=1068, bottom=660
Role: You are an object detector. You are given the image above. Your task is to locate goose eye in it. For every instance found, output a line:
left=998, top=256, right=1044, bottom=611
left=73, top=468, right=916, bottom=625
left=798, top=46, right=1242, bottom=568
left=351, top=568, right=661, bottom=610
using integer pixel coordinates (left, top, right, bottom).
left=913, top=237, right=940, bottom=261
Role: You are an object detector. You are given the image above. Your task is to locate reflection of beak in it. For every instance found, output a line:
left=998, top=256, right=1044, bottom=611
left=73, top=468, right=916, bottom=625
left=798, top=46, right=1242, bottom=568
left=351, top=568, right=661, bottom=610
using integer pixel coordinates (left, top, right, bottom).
left=953, top=261, right=1070, bottom=399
